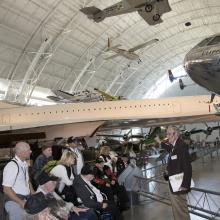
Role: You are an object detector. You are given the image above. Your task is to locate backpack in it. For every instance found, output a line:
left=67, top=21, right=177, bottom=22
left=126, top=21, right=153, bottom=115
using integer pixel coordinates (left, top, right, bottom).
left=41, top=160, right=59, bottom=173
left=0, top=159, right=19, bottom=193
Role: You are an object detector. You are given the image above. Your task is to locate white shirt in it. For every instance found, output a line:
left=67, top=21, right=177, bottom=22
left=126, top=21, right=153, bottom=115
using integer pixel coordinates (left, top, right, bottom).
left=50, top=164, right=74, bottom=193
left=99, top=155, right=113, bottom=171
left=81, top=176, right=103, bottom=203
left=129, top=150, right=136, bottom=158
left=171, top=139, right=178, bottom=148
left=3, top=155, right=30, bottom=195
left=69, top=147, right=84, bottom=175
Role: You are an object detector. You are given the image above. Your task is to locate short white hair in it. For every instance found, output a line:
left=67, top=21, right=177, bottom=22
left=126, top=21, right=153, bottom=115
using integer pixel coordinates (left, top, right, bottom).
left=167, top=126, right=180, bottom=136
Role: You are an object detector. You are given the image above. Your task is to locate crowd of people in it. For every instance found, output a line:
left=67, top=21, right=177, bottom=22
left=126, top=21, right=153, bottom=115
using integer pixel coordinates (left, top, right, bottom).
left=2, top=138, right=131, bottom=220
left=2, top=125, right=195, bottom=220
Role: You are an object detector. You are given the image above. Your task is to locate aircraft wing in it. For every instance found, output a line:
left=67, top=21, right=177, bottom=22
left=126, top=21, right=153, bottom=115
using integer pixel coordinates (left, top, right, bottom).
left=53, top=90, right=74, bottom=100
left=80, top=6, right=102, bottom=15
left=136, top=0, right=171, bottom=25
left=129, top=39, right=159, bottom=52
left=104, top=54, right=120, bottom=60
left=80, top=7, right=105, bottom=22
left=94, top=88, right=116, bottom=101
left=99, top=114, right=220, bottom=132
left=47, top=95, right=64, bottom=103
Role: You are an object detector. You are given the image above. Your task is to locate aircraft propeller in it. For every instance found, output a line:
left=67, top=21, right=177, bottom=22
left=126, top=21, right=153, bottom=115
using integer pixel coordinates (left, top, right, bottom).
left=181, top=123, right=220, bottom=138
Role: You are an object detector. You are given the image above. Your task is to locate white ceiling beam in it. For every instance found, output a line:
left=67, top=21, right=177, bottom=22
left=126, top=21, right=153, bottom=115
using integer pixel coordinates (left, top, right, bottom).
left=16, top=38, right=52, bottom=103
left=69, top=57, right=95, bottom=93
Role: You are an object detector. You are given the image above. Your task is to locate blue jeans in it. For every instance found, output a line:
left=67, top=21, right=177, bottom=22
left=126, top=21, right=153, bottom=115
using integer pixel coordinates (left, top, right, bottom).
left=69, top=208, right=98, bottom=220
left=5, top=201, right=25, bottom=220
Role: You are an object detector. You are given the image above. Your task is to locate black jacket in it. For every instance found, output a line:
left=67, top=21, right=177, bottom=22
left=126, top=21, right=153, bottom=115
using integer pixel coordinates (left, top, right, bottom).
left=161, top=137, right=192, bottom=193
left=73, top=175, right=103, bottom=209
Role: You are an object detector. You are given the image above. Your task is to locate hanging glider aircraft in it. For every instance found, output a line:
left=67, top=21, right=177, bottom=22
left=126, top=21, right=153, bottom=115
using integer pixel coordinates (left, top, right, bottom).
left=105, top=38, right=159, bottom=61
left=80, top=0, right=171, bottom=25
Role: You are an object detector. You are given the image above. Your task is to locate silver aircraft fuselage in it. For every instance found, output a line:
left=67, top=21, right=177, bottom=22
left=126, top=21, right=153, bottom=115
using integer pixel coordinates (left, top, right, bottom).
left=184, top=35, right=220, bottom=94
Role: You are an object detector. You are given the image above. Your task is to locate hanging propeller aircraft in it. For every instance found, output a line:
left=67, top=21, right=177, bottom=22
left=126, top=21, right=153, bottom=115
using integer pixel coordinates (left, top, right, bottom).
left=47, top=89, right=103, bottom=103
left=181, top=123, right=220, bottom=138
left=94, top=88, right=126, bottom=101
left=96, top=127, right=165, bottom=147
left=80, top=0, right=171, bottom=26
left=47, top=88, right=125, bottom=103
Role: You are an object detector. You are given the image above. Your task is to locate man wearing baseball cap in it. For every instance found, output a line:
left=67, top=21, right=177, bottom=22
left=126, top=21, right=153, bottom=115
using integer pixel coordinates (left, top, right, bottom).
left=36, top=172, right=97, bottom=220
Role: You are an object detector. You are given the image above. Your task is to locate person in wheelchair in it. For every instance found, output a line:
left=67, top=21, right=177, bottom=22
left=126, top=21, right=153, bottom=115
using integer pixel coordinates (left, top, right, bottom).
left=73, top=164, right=123, bottom=220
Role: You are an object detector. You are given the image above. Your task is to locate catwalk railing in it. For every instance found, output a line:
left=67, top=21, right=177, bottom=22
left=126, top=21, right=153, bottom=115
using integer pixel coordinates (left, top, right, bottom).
left=133, top=143, right=220, bottom=219
left=135, top=177, right=220, bottom=219
left=140, top=142, right=220, bottom=178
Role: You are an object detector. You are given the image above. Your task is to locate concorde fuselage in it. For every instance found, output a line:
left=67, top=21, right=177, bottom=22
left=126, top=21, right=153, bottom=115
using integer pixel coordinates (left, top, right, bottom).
left=0, top=95, right=220, bottom=140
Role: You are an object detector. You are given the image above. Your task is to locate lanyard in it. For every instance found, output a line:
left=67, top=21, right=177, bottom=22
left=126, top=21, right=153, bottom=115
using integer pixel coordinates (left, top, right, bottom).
left=14, top=158, right=27, bottom=182
left=20, top=166, right=27, bottom=182
left=168, top=145, right=175, bottom=161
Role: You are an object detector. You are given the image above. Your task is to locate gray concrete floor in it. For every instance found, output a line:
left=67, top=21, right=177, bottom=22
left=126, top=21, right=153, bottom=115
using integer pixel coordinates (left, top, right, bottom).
left=123, top=152, right=220, bottom=220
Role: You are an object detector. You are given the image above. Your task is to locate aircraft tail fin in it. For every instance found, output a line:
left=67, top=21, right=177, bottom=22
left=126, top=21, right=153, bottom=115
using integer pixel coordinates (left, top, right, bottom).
left=80, top=7, right=104, bottom=22
left=168, top=70, right=175, bottom=82
left=106, top=37, right=121, bottom=51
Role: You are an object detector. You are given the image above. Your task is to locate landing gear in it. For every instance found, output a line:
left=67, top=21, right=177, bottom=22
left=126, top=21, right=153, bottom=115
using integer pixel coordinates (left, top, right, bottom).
left=153, top=14, right=160, bottom=21
left=145, top=4, right=153, bottom=12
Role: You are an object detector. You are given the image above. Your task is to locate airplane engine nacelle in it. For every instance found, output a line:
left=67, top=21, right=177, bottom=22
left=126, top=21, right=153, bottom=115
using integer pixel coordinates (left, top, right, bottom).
left=184, top=131, right=190, bottom=137
left=94, top=12, right=105, bottom=22
left=205, top=127, right=213, bottom=135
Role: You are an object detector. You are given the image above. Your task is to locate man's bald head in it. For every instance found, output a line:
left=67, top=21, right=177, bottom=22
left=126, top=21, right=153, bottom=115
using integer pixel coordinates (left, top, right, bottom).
left=15, top=142, right=31, bottom=161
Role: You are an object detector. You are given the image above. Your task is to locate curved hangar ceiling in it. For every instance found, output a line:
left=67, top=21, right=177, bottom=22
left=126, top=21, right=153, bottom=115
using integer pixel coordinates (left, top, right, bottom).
left=0, top=0, right=220, bottom=104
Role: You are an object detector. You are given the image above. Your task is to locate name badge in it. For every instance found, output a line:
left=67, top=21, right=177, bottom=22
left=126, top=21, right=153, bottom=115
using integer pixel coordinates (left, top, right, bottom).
left=171, top=155, right=177, bottom=160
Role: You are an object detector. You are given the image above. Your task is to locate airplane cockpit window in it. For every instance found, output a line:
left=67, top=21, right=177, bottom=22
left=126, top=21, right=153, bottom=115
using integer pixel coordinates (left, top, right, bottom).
left=207, top=36, right=220, bottom=46
left=197, top=37, right=213, bottom=47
